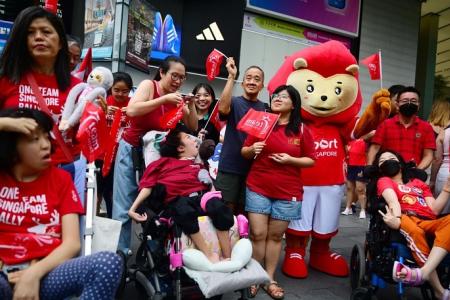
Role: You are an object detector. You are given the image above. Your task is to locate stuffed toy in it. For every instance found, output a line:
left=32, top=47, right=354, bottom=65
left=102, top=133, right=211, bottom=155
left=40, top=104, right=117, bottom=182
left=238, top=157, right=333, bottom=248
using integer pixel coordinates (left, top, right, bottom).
left=59, top=66, right=113, bottom=131
left=267, top=40, right=390, bottom=278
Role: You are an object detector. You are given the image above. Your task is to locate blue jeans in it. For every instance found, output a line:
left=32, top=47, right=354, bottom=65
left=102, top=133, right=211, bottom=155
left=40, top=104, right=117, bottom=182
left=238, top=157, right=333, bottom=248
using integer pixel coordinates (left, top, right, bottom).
left=0, top=251, right=123, bottom=300
left=112, top=139, right=139, bottom=252
left=245, top=187, right=302, bottom=221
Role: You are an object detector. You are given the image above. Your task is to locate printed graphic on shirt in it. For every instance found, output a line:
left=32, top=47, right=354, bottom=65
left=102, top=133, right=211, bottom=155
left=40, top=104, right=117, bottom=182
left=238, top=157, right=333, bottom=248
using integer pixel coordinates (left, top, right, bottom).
left=314, top=138, right=339, bottom=158
left=17, top=84, right=61, bottom=116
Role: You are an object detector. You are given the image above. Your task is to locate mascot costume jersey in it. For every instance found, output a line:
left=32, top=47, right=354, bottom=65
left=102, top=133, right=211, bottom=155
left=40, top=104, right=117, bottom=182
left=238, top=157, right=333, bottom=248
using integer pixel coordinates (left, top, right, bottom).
left=268, top=41, right=390, bottom=278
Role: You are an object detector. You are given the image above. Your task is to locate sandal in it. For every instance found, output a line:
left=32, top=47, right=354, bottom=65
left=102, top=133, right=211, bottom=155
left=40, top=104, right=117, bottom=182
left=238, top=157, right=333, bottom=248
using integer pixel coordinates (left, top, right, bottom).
left=248, top=284, right=259, bottom=298
left=392, top=261, right=424, bottom=286
left=263, top=281, right=285, bottom=299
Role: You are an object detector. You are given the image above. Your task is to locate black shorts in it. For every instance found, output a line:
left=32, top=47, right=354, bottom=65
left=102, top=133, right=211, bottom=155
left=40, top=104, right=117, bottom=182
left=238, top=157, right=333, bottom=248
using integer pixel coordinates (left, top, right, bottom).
left=168, top=194, right=234, bottom=235
left=347, top=165, right=366, bottom=182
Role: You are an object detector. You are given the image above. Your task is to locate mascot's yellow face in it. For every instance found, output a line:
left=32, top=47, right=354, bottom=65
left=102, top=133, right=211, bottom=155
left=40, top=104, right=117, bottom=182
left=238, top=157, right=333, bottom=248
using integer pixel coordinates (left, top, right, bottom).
left=286, top=58, right=359, bottom=117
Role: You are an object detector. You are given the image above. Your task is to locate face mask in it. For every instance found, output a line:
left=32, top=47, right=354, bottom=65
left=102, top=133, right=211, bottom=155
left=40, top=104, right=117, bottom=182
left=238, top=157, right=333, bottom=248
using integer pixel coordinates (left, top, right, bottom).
left=399, top=103, right=418, bottom=117
left=380, top=160, right=401, bottom=177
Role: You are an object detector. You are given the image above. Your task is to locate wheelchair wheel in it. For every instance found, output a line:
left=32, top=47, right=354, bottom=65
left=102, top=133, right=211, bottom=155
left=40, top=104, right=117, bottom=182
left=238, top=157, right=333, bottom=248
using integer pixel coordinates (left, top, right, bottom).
left=350, top=287, right=372, bottom=300
left=350, top=244, right=366, bottom=290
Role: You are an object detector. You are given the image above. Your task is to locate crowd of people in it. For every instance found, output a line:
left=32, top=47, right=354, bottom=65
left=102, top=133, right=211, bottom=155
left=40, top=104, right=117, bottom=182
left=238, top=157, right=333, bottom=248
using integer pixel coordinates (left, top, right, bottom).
left=0, top=5, right=449, bottom=300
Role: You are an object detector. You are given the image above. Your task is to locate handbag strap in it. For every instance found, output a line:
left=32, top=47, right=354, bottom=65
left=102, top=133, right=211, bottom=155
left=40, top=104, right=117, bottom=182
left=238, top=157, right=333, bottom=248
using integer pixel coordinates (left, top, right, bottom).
left=26, top=73, right=73, bottom=162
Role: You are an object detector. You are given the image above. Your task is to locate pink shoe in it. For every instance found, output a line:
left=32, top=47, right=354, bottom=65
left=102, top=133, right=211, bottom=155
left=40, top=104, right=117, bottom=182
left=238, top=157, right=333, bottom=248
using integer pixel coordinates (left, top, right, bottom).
left=237, top=214, right=249, bottom=238
left=392, top=261, right=424, bottom=286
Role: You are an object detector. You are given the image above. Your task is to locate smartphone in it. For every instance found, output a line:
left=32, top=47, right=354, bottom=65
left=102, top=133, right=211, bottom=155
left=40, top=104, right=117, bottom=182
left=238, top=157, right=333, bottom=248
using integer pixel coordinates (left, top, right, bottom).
left=181, top=94, right=192, bottom=102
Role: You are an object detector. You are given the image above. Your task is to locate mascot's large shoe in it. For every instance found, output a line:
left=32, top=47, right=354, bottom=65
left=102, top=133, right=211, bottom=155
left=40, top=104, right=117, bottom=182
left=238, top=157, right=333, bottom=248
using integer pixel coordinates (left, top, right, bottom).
left=309, top=237, right=348, bottom=277
left=282, top=247, right=308, bottom=278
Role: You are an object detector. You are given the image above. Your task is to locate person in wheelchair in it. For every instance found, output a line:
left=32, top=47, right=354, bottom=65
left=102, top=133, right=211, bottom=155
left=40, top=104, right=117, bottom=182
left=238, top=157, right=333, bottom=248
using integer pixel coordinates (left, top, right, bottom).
left=0, top=108, right=123, bottom=300
left=128, top=128, right=234, bottom=263
left=372, top=150, right=450, bottom=299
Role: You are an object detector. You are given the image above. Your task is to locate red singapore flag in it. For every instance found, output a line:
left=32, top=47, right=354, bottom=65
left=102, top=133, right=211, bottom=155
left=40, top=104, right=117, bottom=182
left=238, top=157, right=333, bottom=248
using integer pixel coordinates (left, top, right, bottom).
left=209, top=101, right=226, bottom=131
left=72, top=48, right=93, bottom=82
left=102, top=109, right=123, bottom=177
left=76, top=102, right=108, bottom=162
left=237, top=109, right=279, bottom=140
left=160, top=104, right=184, bottom=129
left=361, top=53, right=381, bottom=80
left=44, top=0, right=58, bottom=14
left=206, top=49, right=225, bottom=81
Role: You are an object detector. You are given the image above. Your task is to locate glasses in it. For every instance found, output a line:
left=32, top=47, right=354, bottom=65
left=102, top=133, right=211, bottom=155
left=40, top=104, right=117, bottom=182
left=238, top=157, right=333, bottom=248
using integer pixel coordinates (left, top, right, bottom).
left=169, top=72, right=186, bottom=82
left=271, top=93, right=290, bottom=100
left=398, top=98, right=419, bottom=105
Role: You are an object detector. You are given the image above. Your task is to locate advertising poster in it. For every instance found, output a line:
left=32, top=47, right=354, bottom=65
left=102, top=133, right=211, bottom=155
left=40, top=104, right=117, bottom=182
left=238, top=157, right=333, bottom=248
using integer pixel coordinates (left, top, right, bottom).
left=84, top=0, right=116, bottom=60
left=243, top=13, right=351, bottom=48
left=247, top=0, right=361, bottom=37
left=150, top=10, right=182, bottom=61
left=126, top=0, right=155, bottom=71
left=0, top=20, right=13, bottom=55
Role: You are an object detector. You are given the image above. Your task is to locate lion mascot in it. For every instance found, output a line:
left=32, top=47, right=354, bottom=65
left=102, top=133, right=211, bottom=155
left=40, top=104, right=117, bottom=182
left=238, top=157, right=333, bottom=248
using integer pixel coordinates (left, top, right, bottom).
left=267, top=40, right=390, bottom=278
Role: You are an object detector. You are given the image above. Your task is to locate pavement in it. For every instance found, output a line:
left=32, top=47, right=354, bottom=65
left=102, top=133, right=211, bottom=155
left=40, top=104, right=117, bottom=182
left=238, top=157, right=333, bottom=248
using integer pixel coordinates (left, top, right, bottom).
left=120, top=199, right=425, bottom=300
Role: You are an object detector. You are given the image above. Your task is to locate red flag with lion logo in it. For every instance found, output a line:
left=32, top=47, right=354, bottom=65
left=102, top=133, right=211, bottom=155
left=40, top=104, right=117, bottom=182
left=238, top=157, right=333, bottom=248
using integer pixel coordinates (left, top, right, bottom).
left=76, top=102, right=108, bottom=162
left=361, top=53, right=381, bottom=80
left=237, top=109, right=279, bottom=140
left=160, top=104, right=184, bottom=129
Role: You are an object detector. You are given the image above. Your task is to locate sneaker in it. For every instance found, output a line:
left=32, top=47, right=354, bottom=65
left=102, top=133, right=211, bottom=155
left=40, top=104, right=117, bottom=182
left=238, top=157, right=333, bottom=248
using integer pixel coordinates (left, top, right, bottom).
left=351, top=204, right=357, bottom=214
left=359, top=210, right=366, bottom=219
left=152, top=12, right=163, bottom=51
left=162, top=14, right=179, bottom=54
left=341, top=208, right=353, bottom=215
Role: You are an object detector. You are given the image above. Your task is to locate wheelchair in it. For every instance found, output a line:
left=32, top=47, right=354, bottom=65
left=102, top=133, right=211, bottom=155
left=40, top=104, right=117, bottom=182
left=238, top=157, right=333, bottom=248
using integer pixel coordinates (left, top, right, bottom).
left=122, top=184, right=264, bottom=300
left=349, top=168, right=450, bottom=300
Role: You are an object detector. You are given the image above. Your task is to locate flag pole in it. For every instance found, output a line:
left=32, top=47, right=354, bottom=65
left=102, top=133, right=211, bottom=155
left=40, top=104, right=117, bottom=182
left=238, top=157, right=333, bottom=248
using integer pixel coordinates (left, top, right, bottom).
left=213, top=48, right=228, bottom=59
left=378, top=49, right=383, bottom=89
left=202, top=100, right=220, bottom=131
left=254, top=114, right=280, bottom=159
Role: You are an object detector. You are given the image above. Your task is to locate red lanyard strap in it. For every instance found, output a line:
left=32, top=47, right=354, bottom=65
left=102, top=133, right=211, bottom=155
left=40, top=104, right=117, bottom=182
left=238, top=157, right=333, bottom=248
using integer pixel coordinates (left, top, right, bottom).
left=26, top=73, right=73, bottom=162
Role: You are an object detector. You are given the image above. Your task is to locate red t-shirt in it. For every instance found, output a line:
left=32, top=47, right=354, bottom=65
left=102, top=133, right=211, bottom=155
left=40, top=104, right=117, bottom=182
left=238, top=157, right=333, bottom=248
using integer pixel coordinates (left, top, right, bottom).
left=301, top=124, right=347, bottom=185
left=377, top=177, right=435, bottom=220
left=244, top=124, right=316, bottom=201
left=0, top=167, right=85, bottom=264
left=139, top=157, right=209, bottom=203
left=0, top=72, right=82, bottom=164
left=348, top=139, right=367, bottom=166
left=372, top=115, right=436, bottom=164
left=122, top=81, right=176, bottom=147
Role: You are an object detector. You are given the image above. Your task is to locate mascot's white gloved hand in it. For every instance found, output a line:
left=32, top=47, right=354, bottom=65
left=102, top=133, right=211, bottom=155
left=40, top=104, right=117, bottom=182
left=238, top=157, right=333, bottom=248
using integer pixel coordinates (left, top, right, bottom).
left=182, top=238, right=252, bottom=273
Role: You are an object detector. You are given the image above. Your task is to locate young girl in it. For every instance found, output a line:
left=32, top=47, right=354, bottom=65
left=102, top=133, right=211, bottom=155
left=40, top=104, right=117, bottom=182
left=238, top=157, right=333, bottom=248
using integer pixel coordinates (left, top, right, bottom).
left=373, top=150, right=450, bottom=299
left=128, top=129, right=233, bottom=263
left=0, top=108, right=123, bottom=300
left=97, top=72, right=133, bottom=218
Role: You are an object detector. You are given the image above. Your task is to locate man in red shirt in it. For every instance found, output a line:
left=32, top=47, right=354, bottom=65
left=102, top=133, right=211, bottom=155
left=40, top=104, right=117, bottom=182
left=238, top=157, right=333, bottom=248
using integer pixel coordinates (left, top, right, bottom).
left=367, top=86, right=436, bottom=169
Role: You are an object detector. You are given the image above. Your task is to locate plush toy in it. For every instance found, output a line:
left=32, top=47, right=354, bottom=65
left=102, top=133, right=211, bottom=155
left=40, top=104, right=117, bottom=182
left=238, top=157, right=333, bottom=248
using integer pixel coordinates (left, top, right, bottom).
left=267, top=40, right=390, bottom=278
left=59, top=66, right=113, bottom=131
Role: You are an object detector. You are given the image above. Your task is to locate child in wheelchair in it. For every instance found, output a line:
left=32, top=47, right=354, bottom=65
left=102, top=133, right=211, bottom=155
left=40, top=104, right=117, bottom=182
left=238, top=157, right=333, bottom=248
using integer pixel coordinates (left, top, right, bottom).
left=371, top=149, right=450, bottom=299
left=128, top=128, right=234, bottom=263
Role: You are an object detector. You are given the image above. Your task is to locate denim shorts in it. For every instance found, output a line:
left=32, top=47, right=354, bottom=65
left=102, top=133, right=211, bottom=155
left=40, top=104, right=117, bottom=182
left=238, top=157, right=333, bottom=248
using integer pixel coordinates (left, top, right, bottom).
left=245, top=187, right=302, bottom=221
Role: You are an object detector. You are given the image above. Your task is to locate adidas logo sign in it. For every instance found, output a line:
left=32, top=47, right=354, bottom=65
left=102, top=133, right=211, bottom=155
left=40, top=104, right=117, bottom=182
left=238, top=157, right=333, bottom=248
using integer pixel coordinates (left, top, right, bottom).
left=196, top=22, right=224, bottom=41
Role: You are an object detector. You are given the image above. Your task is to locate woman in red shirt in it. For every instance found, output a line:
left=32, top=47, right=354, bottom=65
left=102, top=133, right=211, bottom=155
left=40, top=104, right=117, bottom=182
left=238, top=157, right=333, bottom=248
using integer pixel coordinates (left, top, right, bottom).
left=374, top=150, right=450, bottom=299
left=0, top=6, right=80, bottom=164
left=241, top=85, right=316, bottom=298
left=0, top=108, right=122, bottom=300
